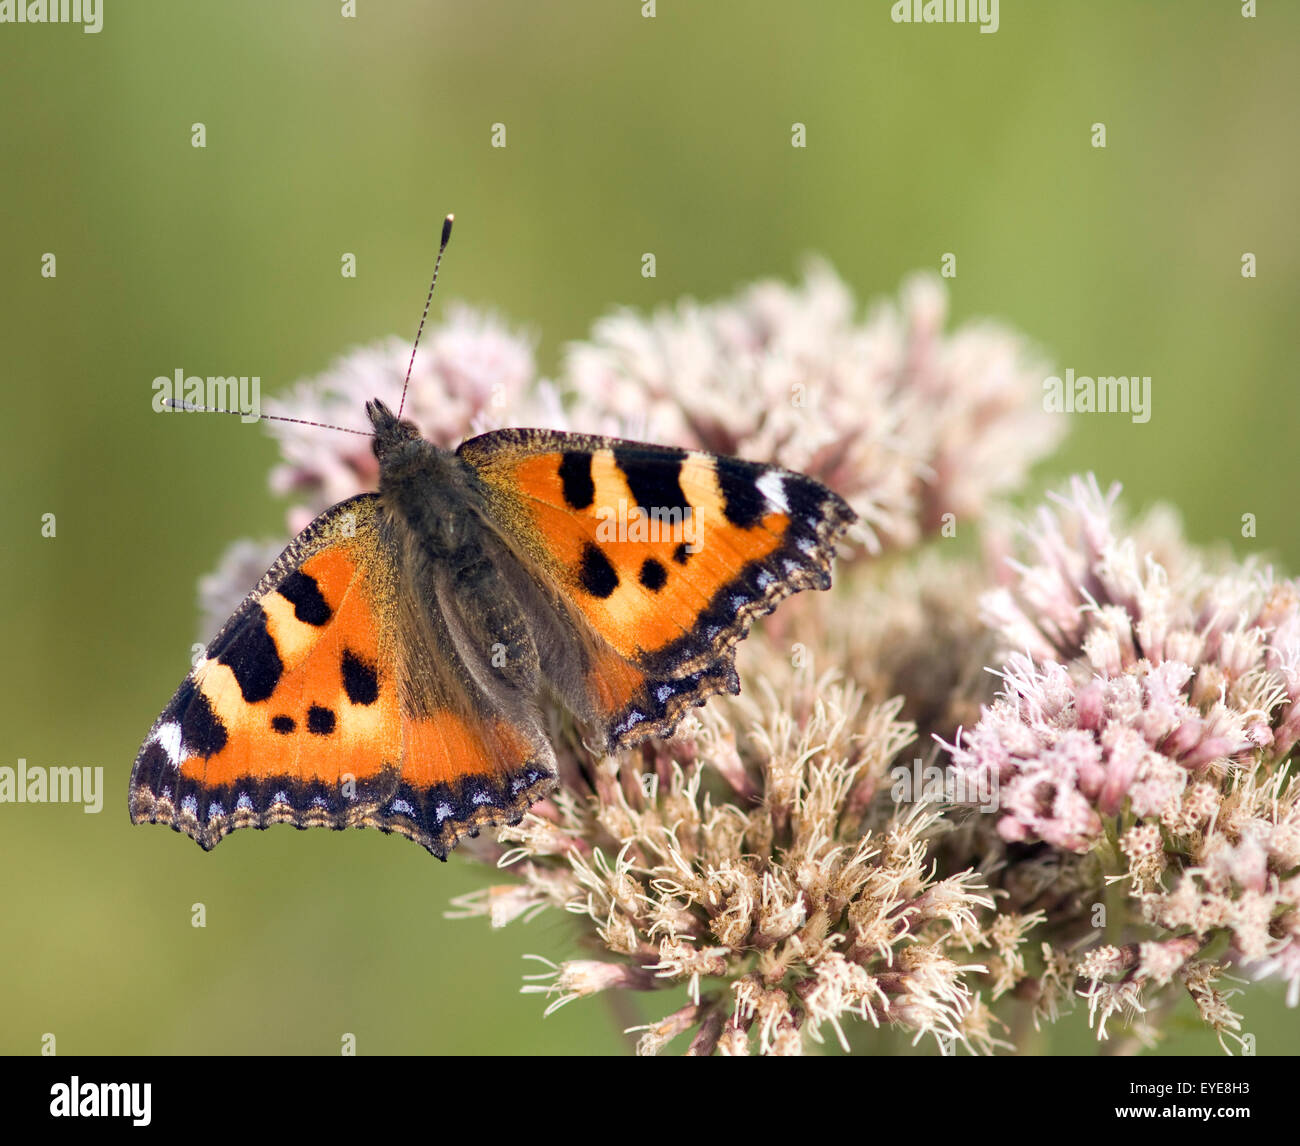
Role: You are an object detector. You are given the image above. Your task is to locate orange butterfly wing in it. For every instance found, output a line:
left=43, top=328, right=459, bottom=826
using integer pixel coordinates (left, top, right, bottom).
left=457, top=430, right=856, bottom=749
left=129, top=495, right=554, bottom=857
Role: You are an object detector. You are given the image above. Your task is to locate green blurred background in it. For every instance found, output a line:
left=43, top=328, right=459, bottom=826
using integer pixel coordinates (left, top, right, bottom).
left=1, top=1, right=1296, bottom=1056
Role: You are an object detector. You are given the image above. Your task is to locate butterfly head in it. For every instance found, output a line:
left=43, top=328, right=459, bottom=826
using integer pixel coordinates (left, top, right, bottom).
left=367, top=399, right=424, bottom=463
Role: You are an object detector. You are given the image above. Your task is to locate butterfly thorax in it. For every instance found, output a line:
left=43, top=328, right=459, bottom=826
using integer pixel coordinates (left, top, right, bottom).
left=367, top=398, right=485, bottom=562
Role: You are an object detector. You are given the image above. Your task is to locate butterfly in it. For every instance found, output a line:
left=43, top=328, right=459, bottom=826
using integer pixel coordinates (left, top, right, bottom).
left=129, top=220, right=857, bottom=860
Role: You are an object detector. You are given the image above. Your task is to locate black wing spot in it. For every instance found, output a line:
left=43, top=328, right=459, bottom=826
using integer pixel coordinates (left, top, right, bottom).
left=614, top=446, right=688, bottom=513
left=341, top=649, right=380, bottom=706
left=271, top=714, right=296, bottom=734
left=277, top=571, right=333, bottom=626
left=639, top=557, right=668, bottom=592
left=673, top=542, right=691, bottom=565
left=579, top=543, right=619, bottom=599
left=177, top=679, right=228, bottom=757
left=558, top=451, right=595, bottom=510
left=716, top=462, right=765, bottom=528
left=211, top=606, right=283, bottom=703
left=307, top=705, right=337, bottom=735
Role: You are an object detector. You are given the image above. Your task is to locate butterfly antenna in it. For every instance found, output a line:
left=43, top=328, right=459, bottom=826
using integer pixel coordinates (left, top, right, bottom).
left=398, top=213, right=454, bottom=420
left=163, top=399, right=370, bottom=436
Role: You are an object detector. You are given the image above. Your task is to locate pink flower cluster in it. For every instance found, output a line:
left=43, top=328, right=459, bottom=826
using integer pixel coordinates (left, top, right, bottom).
left=564, top=263, right=1060, bottom=553
left=948, top=476, right=1300, bottom=853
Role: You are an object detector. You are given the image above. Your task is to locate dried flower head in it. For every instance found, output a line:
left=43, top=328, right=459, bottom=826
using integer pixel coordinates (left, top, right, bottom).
left=453, top=653, right=1000, bottom=1055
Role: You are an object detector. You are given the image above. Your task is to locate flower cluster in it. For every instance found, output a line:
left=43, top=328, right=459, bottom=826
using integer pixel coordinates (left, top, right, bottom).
left=452, top=660, right=1005, bottom=1056
left=265, top=305, right=562, bottom=531
left=563, top=262, right=1060, bottom=554
left=945, top=476, right=1300, bottom=1044
left=193, top=264, right=1298, bottom=1053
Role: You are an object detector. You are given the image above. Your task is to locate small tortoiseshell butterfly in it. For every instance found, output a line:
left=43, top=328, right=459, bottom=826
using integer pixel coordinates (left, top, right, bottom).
left=129, top=219, right=856, bottom=859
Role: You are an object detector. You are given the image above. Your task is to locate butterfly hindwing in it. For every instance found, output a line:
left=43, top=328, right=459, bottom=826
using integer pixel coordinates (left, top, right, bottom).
left=457, top=428, right=856, bottom=750
left=129, top=493, right=556, bottom=858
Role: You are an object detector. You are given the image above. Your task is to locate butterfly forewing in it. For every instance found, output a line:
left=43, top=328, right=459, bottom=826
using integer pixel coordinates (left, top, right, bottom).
left=457, top=428, right=856, bottom=751
left=129, top=493, right=556, bottom=858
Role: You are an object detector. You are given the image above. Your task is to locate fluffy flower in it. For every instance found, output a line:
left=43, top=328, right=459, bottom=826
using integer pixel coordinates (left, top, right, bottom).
left=264, top=305, right=562, bottom=531
left=199, top=303, right=564, bottom=608
left=563, top=263, right=1060, bottom=554
left=451, top=657, right=997, bottom=1056
left=949, top=475, right=1300, bottom=851
left=944, top=475, right=1300, bottom=1035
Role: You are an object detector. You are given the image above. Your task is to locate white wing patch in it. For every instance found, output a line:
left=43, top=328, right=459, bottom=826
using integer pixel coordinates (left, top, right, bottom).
left=151, top=721, right=184, bottom=768
left=756, top=471, right=789, bottom=514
